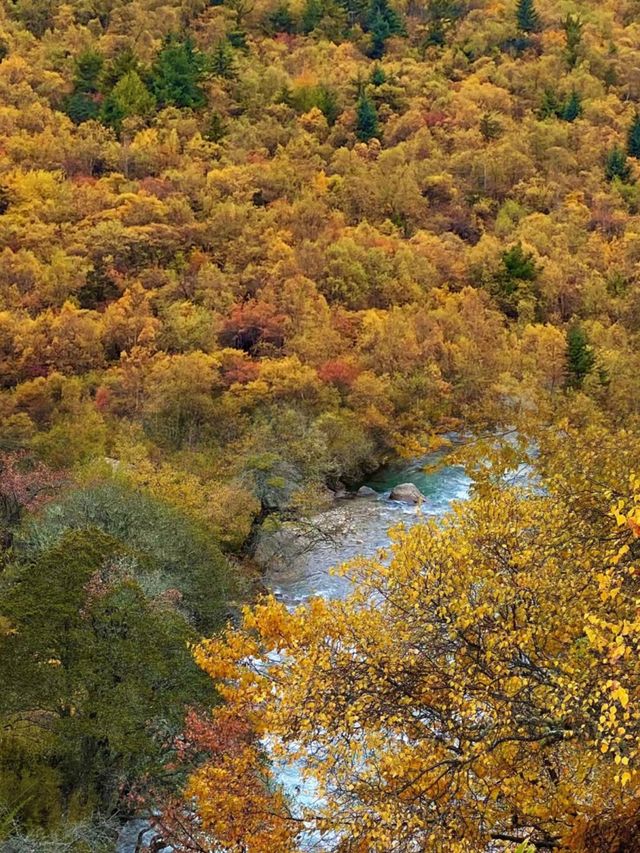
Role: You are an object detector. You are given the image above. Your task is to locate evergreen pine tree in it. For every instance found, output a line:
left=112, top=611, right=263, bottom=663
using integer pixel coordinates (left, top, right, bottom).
left=563, top=13, right=583, bottom=68
left=566, top=324, right=595, bottom=388
left=210, top=41, right=236, bottom=79
left=516, top=0, right=540, bottom=33
left=65, top=91, right=100, bottom=124
left=492, top=242, right=539, bottom=318
left=370, top=63, right=387, bottom=86
left=366, top=0, right=405, bottom=59
left=227, top=28, right=248, bottom=48
left=204, top=112, right=227, bottom=142
left=98, top=46, right=139, bottom=93
left=628, top=113, right=640, bottom=159
left=422, top=0, right=464, bottom=48
left=356, top=93, right=379, bottom=141
left=538, top=88, right=562, bottom=119
left=369, top=9, right=390, bottom=59
left=605, top=146, right=632, bottom=183
left=316, top=85, right=340, bottom=125
left=562, top=90, right=582, bottom=123
left=502, top=242, right=538, bottom=281
left=267, top=2, right=297, bottom=33
left=73, top=49, right=104, bottom=94
left=64, top=49, right=104, bottom=124
left=302, top=0, right=323, bottom=32
left=151, top=35, right=206, bottom=109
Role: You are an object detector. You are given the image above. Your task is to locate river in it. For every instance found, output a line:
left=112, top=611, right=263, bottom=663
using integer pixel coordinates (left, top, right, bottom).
left=261, top=449, right=471, bottom=606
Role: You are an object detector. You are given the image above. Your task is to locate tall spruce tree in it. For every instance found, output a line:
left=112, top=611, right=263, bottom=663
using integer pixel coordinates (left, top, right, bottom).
left=210, top=40, right=236, bottom=79
left=605, top=146, right=632, bottom=182
left=423, top=0, right=463, bottom=48
left=356, top=93, right=379, bottom=140
left=366, top=0, right=404, bottom=58
left=267, top=2, right=297, bottom=33
left=64, top=49, right=104, bottom=123
left=562, top=90, right=582, bottom=122
left=563, top=13, right=583, bottom=68
left=491, top=242, right=540, bottom=318
left=628, top=113, right=640, bottom=159
left=538, top=88, right=562, bottom=119
left=480, top=112, right=502, bottom=141
left=566, top=324, right=595, bottom=388
left=302, top=0, right=323, bottom=31
left=516, top=0, right=540, bottom=33
left=151, top=35, right=206, bottom=109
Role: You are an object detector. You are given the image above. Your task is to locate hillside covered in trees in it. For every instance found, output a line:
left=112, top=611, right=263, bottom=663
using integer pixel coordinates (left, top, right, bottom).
left=2, top=0, right=640, bottom=848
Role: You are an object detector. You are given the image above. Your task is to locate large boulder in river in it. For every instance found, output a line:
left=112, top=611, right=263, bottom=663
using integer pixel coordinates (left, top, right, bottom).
left=389, top=483, right=425, bottom=504
left=357, top=485, right=378, bottom=497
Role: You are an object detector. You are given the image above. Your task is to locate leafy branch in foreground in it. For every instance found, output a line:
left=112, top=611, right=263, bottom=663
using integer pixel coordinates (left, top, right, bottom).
left=186, top=421, right=640, bottom=852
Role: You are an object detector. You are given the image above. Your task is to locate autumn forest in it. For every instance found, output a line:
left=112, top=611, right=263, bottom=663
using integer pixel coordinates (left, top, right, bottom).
left=1, top=0, right=640, bottom=848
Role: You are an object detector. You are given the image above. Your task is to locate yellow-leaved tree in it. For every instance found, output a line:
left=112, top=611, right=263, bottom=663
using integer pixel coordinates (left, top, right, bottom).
left=185, top=419, right=640, bottom=852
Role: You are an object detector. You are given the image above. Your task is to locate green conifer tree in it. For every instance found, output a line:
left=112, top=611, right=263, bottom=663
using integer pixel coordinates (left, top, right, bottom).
left=98, top=46, right=139, bottom=93
left=628, top=113, right=640, bottom=159
left=151, top=35, right=206, bottom=109
left=210, top=41, right=236, bottom=79
left=563, top=13, right=583, bottom=68
left=227, top=28, right=248, bottom=48
left=566, top=324, right=595, bottom=388
left=516, top=0, right=540, bottom=33
left=480, top=112, right=502, bottom=141
left=356, top=93, right=379, bottom=141
left=73, top=49, right=103, bottom=94
left=538, top=88, right=562, bottom=119
left=366, top=0, right=404, bottom=59
left=316, top=85, right=340, bottom=125
left=267, top=2, right=297, bottom=33
left=204, top=111, right=227, bottom=142
left=64, top=49, right=104, bottom=124
left=422, top=0, right=462, bottom=48
left=502, top=242, right=538, bottom=281
left=370, top=64, right=387, bottom=86
left=302, top=0, right=323, bottom=31
left=491, top=243, right=540, bottom=318
left=605, top=146, right=632, bottom=182
left=562, top=90, right=582, bottom=123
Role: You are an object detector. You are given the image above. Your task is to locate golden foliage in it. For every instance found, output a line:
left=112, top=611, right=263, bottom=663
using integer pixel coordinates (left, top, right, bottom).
left=192, top=421, right=640, bottom=850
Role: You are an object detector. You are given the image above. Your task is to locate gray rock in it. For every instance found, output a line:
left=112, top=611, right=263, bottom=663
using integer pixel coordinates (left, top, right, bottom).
left=260, top=461, right=303, bottom=511
left=356, top=485, right=378, bottom=497
left=389, top=483, right=424, bottom=504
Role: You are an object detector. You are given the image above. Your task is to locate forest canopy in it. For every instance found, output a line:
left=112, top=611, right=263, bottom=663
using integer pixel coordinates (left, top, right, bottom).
left=1, top=0, right=640, bottom=847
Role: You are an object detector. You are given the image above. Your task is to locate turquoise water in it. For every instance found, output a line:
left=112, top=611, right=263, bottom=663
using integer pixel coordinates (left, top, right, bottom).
left=364, top=448, right=469, bottom=501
